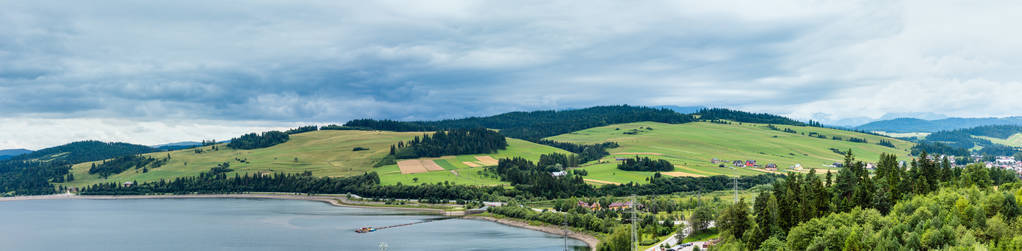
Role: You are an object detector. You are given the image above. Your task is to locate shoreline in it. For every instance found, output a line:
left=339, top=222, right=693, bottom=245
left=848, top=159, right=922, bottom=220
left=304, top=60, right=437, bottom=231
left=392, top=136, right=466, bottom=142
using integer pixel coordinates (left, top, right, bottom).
left=464, top=215, right=600, bottom=251
left=0, top=193, right=454, bottom=215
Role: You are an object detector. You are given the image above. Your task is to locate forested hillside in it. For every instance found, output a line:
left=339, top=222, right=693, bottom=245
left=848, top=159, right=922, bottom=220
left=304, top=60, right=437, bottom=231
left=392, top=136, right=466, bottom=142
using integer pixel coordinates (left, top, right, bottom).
left=388, top=128, right=508, bottom=159
left=9, top=140, right=156, bottom=163
left=695, top=108, right=813, bottom=126
left=345, top=105, right=695, bottom=140
left=912, top=125, right=1022, bottom=156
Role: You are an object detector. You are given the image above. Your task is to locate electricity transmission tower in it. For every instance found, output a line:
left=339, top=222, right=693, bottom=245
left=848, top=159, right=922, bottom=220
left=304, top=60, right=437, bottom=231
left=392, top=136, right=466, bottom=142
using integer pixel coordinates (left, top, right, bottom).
left=563, top=211, right=569, bottom=251
left=631, top=194, right=638, bottom=251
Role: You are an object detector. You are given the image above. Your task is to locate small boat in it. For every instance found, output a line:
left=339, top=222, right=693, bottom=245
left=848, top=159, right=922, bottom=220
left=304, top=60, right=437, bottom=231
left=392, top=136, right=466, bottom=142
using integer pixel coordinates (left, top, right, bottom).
left=355, top=227, right=376, bottom=233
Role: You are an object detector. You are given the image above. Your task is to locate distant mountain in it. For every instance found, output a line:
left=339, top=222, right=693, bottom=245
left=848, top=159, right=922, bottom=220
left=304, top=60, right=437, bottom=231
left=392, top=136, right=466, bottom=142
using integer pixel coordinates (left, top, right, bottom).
left=856, top=117, right=1022, bottom=133
left=0, top=148, right=33, bottom=160
left=152, top=141, right=202, bottom=151
left=9, top=140, right=157, bottom=164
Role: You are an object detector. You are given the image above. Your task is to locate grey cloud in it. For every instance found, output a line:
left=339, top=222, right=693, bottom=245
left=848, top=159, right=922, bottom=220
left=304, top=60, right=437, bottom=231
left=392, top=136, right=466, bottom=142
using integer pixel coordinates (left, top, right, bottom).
left=2, top=0, right=1022, bottom=149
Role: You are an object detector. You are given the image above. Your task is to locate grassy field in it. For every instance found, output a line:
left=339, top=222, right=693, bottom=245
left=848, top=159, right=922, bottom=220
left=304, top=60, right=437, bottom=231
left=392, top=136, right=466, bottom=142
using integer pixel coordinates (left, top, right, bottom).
left=975, top=133, right=1022, bottom=147
left=58, top=131, right=570, bottom=188
left=59, top=130, right=424, bottom=188
left=547, top=121, right=914, bottom=184
left=375, top=138, right=570, bottom=186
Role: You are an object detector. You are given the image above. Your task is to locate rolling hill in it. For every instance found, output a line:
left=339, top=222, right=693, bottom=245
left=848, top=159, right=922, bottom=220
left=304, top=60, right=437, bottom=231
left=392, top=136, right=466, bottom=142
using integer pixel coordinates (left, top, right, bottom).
left=56, top=130, right=569, bottom=188
left=0, top=149, right=33, bottom=160
left=547, top=121, right=913, bottom=184
left=55, top=120, right=915, bottom=189
left=10, top=141, right=156, bottom=163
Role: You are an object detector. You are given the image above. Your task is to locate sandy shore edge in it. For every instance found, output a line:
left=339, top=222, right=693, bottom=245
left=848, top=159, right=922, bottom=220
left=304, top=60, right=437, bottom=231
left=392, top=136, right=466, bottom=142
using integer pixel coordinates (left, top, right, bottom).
left=0, top=193, right=452, bottom=214
left=464, top=215, right=599, bottom=251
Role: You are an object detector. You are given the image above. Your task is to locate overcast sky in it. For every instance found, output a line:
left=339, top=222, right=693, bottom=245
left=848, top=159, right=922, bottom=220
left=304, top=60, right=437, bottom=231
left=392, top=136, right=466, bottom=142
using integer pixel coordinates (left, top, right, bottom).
left=3, top=0, right=1022, bottom=149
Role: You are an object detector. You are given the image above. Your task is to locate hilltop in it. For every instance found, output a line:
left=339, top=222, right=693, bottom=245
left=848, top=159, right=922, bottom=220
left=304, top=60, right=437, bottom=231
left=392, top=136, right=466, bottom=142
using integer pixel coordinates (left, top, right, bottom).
left=0, top=149, right=33, bottom=160
left=10, top=141, right=156, bottom=163
left=857, top=116, right=1022, bottom=133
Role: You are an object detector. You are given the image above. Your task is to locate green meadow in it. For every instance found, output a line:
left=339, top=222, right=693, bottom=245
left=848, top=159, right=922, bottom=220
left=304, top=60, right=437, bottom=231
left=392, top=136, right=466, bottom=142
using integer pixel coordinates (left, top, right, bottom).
left=975, top=133, right=1022, bottom=147
left=60, top=130, right=423, bottom=188
left=546, top=121, right=914, bottom=184
left=58, top=131, right=569, bottom=188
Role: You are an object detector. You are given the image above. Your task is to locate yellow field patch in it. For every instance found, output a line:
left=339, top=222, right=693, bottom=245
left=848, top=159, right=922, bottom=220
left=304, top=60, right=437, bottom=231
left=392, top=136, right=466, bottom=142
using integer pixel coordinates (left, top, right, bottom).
left=421, top=159, right=444, bottom=171
left=661, top=171, right=706, bottom=177
left=462, top=162, right=482, bottom=167
left=397, top=159, right=428, bottom=174
left=474, top=156, right=499, bottom=166
left=584, top=178, right=621, bottom=185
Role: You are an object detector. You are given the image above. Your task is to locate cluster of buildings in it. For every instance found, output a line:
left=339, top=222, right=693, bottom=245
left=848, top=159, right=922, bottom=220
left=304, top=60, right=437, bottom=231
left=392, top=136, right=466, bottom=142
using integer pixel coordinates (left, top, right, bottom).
left=986, top=156, right=1022, bottom=174
left=710, top=158, right=801, bottom=171
left=576, top=200, right=640, bottom=211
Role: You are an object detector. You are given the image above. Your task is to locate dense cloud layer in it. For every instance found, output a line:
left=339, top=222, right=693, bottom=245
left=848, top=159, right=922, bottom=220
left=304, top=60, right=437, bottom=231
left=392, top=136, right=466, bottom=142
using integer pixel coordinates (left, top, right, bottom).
left=2, top=0, right=1022, bottom=149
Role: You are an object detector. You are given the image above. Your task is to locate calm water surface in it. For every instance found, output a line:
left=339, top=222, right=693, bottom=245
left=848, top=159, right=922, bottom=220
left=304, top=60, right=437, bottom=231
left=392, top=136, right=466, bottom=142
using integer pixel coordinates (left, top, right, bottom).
left=0, top=199, right=586, bottom=250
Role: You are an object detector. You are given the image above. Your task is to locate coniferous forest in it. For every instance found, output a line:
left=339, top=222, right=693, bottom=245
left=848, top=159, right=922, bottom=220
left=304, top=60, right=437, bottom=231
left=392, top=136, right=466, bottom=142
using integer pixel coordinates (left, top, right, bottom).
left=346, top=105, right=695, bottom=140
left=616, top=156, right=674, bottom=172
left=388, top=128, right=508, bottom=159
left=710, top=150, right=1022, bottom=250
left=226, top=131, right=289, bottom=150
left=88, top=154, right=170, bottom=178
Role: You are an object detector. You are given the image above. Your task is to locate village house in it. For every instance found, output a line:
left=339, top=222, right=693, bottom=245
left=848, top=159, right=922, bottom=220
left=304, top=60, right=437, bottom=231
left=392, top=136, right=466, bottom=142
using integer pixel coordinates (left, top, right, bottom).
left=745, top=160, right=757, bottom=167
left=577, top=200, right=602, bottom=210
left=791, top=163, right=803, bottom=171
left=551, top=171, right=567, bottom=177
left=578, top=201, right=589, bottom=208
left=765, top=163, right=778, bottom=171
left=608, top=201, right=641, bottom=210
left=732, top=160, right=744, bottom=167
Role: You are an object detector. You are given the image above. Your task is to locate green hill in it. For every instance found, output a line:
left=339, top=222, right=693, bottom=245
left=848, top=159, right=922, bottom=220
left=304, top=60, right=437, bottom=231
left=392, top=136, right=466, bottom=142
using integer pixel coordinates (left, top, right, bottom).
left=12, top=140, right=156, bottom=163
left=546, top=121, right=914, bottom=184
left=57, top=130, right=568, bottom=188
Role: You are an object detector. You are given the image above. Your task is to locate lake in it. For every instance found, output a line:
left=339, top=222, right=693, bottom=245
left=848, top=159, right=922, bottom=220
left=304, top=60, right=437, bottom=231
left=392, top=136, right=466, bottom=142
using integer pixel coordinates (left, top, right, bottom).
left=0, top=199, right=587, bottom=250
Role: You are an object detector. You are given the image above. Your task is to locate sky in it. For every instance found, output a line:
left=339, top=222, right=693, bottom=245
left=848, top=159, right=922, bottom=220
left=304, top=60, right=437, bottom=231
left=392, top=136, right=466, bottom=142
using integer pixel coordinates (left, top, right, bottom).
left=3, top=0, right=1022, bottom=150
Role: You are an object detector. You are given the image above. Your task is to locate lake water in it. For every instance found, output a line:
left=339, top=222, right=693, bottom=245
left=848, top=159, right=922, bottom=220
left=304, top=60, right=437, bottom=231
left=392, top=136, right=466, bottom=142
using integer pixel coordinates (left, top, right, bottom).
left=0, top=199, right=587, bottom=250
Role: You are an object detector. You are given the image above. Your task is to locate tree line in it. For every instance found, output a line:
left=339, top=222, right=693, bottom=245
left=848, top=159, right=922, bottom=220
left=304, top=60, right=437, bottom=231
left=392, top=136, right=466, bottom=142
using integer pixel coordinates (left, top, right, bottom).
left=89, top=154, right=170, bottom=178
left=226, top=131, right=290, bottom=150
left=696, top=108, right=808, bottom=126
left=345, top=105, right=695, bottom=141
left=388, top=128, right=507, bottom=159
left=616, top=156, right=674, bottom=171
left=533, top=140, right=619, bottom=164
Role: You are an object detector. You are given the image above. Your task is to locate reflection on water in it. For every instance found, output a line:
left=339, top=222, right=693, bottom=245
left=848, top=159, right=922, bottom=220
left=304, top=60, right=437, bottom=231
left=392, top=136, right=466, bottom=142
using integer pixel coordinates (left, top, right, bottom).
left=0, top=198, right=587, bottom=251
